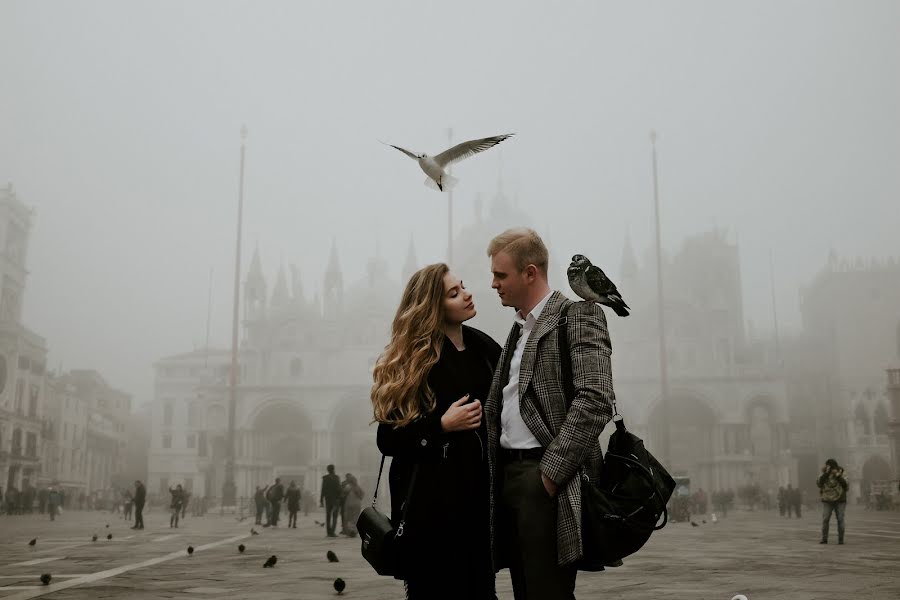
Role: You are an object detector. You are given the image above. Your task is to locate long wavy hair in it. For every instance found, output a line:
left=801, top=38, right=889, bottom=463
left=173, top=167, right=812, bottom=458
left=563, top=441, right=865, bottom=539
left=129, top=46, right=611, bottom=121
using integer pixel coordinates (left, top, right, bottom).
left=371, top=263, right=449, bottom=427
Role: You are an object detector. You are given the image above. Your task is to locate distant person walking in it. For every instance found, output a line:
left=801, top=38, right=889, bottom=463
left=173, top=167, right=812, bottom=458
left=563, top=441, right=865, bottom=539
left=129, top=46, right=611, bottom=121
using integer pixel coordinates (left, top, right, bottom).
left=132, top=481, right=146, bottom=529
left=286, top=481, right=301, bottom=529
left=785, top=484, right=797, bottom=518
left=341, top=474, right=363, bottom=538
left=254, top=485, right=268, bottom=525
left=168, top=484, right=185, bottom=528
left=47, top=486, right=61, bottom=521
left=790, top=485, right=803, bottom=518
left=123, top=491, right=133, bottom=521
left=320, top=465, right=342, bottom=538
left=266, top=478, right=285, bottom=527
left=818, top=458, right=849, bottom=544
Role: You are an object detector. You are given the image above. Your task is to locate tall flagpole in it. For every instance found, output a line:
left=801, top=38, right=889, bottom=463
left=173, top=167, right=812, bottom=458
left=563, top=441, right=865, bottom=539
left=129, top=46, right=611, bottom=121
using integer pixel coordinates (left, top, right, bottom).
left=769, top=249, right=781, bottom=365
left=223, top=125, right=247, bottom=506
left=651, top=130, right=671, bottom=468
left=205, top=267, right=213, bottom=368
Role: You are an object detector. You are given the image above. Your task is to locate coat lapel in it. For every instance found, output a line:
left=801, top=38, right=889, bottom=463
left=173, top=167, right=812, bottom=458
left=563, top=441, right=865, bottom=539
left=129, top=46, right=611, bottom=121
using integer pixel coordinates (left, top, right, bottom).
left=517, top=291, right=566, bottom=399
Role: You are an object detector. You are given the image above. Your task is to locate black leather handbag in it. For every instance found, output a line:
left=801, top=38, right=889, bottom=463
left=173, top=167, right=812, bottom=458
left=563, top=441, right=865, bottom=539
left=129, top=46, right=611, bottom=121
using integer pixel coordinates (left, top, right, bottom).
left=357, top=455, right=418, bottom=577
left=556, top=303, right=676, bottom=570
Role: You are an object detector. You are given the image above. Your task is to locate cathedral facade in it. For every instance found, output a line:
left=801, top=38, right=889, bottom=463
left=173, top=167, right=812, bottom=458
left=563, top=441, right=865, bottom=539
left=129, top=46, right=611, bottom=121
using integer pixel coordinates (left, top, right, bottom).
left=148, top=188, right=799, bottom=504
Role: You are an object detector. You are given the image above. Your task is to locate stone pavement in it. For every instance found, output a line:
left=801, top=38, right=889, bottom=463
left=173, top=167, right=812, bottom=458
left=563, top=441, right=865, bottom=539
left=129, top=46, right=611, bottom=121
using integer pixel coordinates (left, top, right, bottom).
left=0, top=505, right=898, bottom=599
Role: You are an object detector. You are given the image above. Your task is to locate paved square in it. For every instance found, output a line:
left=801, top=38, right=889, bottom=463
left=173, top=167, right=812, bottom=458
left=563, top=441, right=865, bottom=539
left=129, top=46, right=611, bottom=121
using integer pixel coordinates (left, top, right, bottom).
left=1, top=506, right=897, bottom=599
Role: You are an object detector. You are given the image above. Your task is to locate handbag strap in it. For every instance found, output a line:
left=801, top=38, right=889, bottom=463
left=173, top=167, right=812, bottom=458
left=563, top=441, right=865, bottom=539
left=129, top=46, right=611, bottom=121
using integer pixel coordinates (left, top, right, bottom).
left=371, top=454, right=419, bottom=538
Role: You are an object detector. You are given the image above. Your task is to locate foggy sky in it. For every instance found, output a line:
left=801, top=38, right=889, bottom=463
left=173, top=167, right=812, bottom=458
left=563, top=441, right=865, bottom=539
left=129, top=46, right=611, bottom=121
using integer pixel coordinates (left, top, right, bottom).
left=1, top=0, right=898, bottom=405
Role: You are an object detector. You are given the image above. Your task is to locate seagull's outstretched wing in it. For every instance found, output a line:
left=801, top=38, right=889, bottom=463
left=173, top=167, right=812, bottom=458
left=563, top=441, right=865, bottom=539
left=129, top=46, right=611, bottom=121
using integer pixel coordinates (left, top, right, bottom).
left=433, top=134, right=514, bottom=168
left=381, top=141, right=418, bottom=161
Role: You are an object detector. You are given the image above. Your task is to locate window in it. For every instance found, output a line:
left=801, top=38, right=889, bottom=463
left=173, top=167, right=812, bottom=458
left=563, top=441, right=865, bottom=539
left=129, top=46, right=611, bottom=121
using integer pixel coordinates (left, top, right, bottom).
left=25, top=432, right=37, bottom=456
left=187, top=434, right=196, bottom=449
left=29, top=385, right=38, bottom=417
left=15, top=379, right=24, bottom=412
left=198, top=431, right=207, bottom=457
left=187, top=402, right=200, bottom=428
left=163, top=402, right=174, bottom=427
left=162, top=435, right=172, bottom=449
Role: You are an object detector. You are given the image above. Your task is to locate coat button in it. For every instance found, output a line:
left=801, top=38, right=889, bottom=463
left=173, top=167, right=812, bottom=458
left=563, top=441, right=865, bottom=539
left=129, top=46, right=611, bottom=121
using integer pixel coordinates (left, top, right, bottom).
left=420, top=439, right=427, bottom=447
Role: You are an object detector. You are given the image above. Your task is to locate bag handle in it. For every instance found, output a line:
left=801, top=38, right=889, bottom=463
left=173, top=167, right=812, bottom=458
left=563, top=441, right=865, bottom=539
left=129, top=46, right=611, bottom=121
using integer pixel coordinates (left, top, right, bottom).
left=603, top=452, right=670, bottom=531
left=371, top=454, right=418, bottom=538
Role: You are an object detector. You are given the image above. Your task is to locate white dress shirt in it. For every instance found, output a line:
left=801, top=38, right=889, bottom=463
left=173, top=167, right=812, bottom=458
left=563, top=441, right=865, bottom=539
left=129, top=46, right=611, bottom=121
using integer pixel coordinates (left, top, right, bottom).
left=500, top=290, right=554, bottom=450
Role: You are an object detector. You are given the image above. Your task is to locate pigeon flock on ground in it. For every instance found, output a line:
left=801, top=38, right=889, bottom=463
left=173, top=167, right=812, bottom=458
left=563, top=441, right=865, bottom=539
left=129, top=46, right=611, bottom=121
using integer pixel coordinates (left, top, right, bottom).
left=27, top=522, right=351, bottom=595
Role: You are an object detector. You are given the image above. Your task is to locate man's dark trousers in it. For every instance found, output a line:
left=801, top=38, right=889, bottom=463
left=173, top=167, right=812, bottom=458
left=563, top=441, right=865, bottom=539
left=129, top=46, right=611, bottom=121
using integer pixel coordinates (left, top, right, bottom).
left=500, top=456, right=576, bottom=600
left=134, top=502, right=145, bottom=529
left=325, top=499, right=340, bottom=536
left=270, top=501, right=281, bottom=526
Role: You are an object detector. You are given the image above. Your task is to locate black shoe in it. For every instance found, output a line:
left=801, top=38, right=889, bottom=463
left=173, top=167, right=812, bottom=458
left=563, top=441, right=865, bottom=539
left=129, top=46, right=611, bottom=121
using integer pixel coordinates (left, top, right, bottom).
left=838, top=540, right=844, bottom=545
left=819, top=539, right=827, bottom=544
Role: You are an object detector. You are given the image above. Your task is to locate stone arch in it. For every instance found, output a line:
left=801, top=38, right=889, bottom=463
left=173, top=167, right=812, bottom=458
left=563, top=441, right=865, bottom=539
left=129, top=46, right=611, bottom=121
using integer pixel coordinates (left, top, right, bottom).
left=329, top=391, right=380, bottom=496
left=244, top=400, right=315, bottom=490
left=647, top=389, right=717, bottom=477
left=860, top=455, right=892, bottom=501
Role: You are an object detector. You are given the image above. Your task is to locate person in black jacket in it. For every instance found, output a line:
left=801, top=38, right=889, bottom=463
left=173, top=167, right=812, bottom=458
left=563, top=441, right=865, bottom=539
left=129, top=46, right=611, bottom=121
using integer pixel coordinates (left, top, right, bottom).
left=286, top=481, right=301, bottom=529
left=372, top=263, right=501, bottom=600
left=266, top=478, right=285, bottom=527
left=131, top=481, right=146, bottom=529
left=321, top=465, right=342, bottom=537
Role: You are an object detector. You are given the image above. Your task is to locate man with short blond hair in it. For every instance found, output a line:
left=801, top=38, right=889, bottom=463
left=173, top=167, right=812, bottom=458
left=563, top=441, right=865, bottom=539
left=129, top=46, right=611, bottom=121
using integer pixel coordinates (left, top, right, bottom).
left=485, top=227, right=616, bottom=600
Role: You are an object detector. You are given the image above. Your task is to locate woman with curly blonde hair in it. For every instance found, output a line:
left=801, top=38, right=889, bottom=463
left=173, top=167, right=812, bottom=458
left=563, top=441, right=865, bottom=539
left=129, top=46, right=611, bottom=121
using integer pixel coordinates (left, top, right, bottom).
left=372, top=263, right=501, bottom=600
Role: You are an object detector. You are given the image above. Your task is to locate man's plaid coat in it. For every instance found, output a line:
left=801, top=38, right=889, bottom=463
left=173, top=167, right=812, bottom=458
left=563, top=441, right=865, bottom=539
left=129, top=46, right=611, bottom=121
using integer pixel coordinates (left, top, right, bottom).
left=485, top=291, right=616, bottom=567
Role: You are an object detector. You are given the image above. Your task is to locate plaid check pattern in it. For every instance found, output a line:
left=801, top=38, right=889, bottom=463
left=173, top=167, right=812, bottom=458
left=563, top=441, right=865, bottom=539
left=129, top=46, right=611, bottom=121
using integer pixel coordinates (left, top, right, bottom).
left=486, top=291, right=616, bottom=566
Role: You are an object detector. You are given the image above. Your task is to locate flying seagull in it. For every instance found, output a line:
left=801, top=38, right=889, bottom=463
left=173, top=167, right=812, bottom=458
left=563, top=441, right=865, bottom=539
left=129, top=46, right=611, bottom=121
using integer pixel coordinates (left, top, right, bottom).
left=567, top=254, right=630, bottom=317
left=383, top=133, right=514, bottom=191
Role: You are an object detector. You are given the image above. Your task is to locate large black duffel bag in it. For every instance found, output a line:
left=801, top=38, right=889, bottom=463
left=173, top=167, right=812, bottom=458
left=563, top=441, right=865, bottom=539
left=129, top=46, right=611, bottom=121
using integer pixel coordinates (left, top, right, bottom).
left=577, top=415, right=676, bottom=569
left=556, top=303, right=676, bottom=570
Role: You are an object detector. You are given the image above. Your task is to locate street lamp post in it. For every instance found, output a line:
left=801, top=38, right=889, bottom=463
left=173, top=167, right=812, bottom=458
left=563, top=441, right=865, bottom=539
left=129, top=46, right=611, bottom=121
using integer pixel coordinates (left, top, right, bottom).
left=223, top=125, right=247, bottom=507
left=651, top=130, right=671, bottom=469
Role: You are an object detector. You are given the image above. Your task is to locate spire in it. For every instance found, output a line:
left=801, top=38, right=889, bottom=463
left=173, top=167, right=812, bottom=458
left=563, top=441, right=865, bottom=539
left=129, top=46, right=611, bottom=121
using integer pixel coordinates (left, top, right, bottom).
left=325, top=238, right=342, bottom=280
left=323, top=238, right=343, bottom=319
left=247, top=242, right=265, bottom=287
left=620, top=227, right=638, bottom=280
left=244, top=242, right=267, bottom=320
left=271, top=259, right=289, bottom=308
left=290, top=263, right=304, bottom=302
left=402, top=234, right=418, bottom=284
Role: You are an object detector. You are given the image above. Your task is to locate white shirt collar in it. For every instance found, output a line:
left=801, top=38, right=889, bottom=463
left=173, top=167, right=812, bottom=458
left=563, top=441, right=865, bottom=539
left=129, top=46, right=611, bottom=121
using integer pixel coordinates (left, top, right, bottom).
left=514, top=290, right=554, bottom=328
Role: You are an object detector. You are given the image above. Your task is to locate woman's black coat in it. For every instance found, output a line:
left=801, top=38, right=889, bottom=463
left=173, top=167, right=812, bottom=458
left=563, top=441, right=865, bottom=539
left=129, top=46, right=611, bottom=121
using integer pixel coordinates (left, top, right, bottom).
left=376, top=325, right=501, bottom=582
